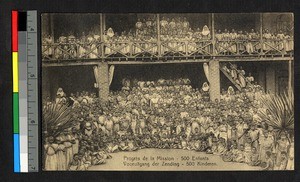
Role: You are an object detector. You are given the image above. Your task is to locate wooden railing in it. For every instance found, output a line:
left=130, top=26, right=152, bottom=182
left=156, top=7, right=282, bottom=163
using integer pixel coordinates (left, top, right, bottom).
left=42, top=39, right=294, bottom=61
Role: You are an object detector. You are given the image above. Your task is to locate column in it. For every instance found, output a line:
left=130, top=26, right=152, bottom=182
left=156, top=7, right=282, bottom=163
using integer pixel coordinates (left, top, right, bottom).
left=288, top=59, right=293, bottom=92
left=211, top=13, right=216, bottom=56
left=209, top=60, right=220, bottom=101
left=260, top=13, right=263, bottom=55
left=103, top=14, right=106, bottom=31
left=97, top=62, right=109, bottom=102
left=156, top=14, right=161, bottom=57
left=100, top=13, right=104, bottom=58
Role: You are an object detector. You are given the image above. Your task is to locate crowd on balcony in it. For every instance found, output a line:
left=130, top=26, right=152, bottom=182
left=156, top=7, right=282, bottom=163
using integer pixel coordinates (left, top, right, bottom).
left=43, top=77, right=294, bottom=171
left=42, top=16, right=294, bottom=59
left=215, top=28, right=294, bottom=55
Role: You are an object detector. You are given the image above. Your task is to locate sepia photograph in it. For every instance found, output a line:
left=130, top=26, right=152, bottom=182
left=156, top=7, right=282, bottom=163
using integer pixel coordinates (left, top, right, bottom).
left=41, top=13, right=294, bottom=171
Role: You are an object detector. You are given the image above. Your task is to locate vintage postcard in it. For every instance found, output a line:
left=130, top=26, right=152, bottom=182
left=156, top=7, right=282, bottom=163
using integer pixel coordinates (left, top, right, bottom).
left=41, top=13, right=294, bottom=171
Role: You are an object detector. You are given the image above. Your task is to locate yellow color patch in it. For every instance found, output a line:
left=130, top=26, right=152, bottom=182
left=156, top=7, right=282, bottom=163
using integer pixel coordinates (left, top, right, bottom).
left=13, top=52, right=18, bottom=92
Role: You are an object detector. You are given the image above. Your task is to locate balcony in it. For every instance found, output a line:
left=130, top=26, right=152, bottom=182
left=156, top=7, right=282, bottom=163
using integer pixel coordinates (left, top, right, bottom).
left=41, top=13, right=294, bottom=65
left=42, top=38, right=293, bottom=63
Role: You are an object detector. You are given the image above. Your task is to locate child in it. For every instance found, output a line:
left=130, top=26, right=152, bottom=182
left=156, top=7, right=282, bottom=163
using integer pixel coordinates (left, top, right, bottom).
left=142, top=134, right=152, bottom=148
left=222, top=142, right=238, bottom=162
left=244, top=138, right=252, bottom=163
left=119, top=135, right=128, bottom=151
left=286, top=136, right=294, bottom=170
left=275, top=134, right=289, bottom=165
left=172, top=135, right=179, bottom=149
left=56, top=138, right=67, bottom=170
left=248, top=147, right=260, bottom=166
left=211, top=137, right=219, bottom=154
left=262, top=151, right=274, bottom=170
left=200, top=140, right=209, bottom=152
left=235, top=144, right=245, bottom=163
left=106, top=138, right=119, bottom=153
left=192, top=136, right=201, bottom=151
left=259, top=131, right=274, bottom=163
left=181, top=134, right=189, bottom=150
left=151, top=133, right=160, bottom=148
left=160, top=133, right=170, bottom=149
left=82, top=150, right=92, bottom=169
left=44, top=136, right=58, bottom=171
left=69, top=154, right=81, bottom=171
left=217, top=138, right=227, bottom=156
left=91, top=151, right=106, bottom=166
left=275, top=151, right=288, bottom=170
left=71, top=127, right=80, bottom=155
left=127, top=136, right=138, bottom=151
left=206, top=133, right=213, bottom=149
left=219, top=122, right=228, bottom=143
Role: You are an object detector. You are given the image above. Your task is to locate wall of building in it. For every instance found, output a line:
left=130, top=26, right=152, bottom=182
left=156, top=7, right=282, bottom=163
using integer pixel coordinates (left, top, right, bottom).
left=264, top=62, right=289, bottom=95
left=41, top=13, right=50, bottom=36
left=263, top=13, right=294, bottom=34
left=42, top=66, right=97, bottom=100
left=257, top=66, right=266, bottom=92
left=110, top=63, right=208, bottom=91
left=266, top=64, right=276, bottom=94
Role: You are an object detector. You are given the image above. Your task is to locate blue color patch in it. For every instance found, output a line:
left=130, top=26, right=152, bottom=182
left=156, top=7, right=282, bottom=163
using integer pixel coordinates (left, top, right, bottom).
left=14, top=134, right=20, bottom=172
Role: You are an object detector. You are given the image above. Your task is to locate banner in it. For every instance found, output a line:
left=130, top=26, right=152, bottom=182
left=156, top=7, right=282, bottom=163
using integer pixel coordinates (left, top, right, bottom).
left=203, top=63, right=209, bottom=82
left=93, top=66, right=99, bottom=85
left=109, top=65, right=115, bottom=86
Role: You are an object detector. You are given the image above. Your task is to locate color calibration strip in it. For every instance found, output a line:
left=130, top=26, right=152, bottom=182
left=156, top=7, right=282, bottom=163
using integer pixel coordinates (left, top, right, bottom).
left=12, top=10, right=38, bottom=173
left=12, top=10, right=20, bottom=173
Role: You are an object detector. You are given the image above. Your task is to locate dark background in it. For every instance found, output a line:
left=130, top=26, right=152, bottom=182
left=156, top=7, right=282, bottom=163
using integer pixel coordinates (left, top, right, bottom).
left=0, top=0, right=299, bottom=181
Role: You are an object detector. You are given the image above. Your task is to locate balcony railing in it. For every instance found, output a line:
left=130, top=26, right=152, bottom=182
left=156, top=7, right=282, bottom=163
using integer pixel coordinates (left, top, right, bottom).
left=42, top=38, right=294, bottom=62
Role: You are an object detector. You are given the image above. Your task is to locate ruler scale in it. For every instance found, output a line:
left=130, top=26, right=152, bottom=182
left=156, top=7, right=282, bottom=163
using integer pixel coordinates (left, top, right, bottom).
left=27, top=10, right=39, bottom=172
left=18, top=17, right=29, bottom=172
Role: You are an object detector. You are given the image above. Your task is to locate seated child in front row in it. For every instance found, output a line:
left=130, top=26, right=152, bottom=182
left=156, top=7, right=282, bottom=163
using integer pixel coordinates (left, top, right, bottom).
left=222, top=142, right=238, bottom=162
left=235, top=144, right=246, bottom=163
left=69, top=153, right=89, bottom=171
left=181, top=134, right=190, bottom=150
left=248, top=147, right=260, bottom=166
left=141, top=134, right=152, bottom=148
left=274, top=151, right=288, bottom=170
left=91, top=151, right=107, bottom=165
left=262, top=151, right=274, bottom=170
left=106, top=138, right=119, bottom=153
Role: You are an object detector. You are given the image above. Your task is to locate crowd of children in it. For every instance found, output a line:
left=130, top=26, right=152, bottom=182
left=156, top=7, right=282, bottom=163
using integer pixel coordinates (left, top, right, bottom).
left=42, top=16, right=293, bottom=60
left=221, top=63, right=255, bottom=89
left=43, top=77, right=294, bottom=171
left=215, top=28, right=294, bottom=55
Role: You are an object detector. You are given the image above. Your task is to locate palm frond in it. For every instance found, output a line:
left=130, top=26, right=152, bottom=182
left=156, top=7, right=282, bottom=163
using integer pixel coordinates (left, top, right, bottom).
left=43, top=103, right=74, bottom=138
left=257, top=91, right=294, bottom=140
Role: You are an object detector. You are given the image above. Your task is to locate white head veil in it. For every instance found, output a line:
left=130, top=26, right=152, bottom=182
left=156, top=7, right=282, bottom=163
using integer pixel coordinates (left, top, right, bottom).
left=107, top=28, right=115, bottom=38
left=227, top=86, right=235, bottom=95
left=202, top=82, right=210, bottom=92
left=202, top=25, right=210, bottom=36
